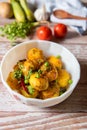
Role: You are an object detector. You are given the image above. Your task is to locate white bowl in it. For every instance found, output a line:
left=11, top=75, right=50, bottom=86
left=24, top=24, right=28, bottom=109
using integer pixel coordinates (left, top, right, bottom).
left=0, top=40, right=80, bottom=107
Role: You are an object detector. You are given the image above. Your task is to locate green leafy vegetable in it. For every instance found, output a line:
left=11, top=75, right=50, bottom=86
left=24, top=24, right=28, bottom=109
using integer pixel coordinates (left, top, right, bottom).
left=38, top=69, right=42, bottom=74
left=59, top=88, right=66, bottom=96
left=17, top=61, right=24, bottom=69
left=14, top=69, right=23, bottom=79
left=28, top=69, right=33, bottom=78
left=0, top=21, right=39, bottom=42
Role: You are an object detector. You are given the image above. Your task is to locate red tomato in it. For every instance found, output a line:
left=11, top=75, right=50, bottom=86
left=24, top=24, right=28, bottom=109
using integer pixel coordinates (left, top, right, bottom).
left=37, top=26, right=52, bottom=40
left=54, top=23, right=67, bottom=38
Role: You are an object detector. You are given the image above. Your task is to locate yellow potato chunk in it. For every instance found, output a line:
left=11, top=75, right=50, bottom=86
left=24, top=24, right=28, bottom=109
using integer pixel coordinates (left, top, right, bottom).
left=57, top=69, right=71, bottom=87
left=48, top=56, right=62, bottom=69
left=27, top=48, right=45, bottom=65
left=7, top=72, right=20, bottom=90
left=20, top=88, right=38, bottom=98
left=40, top=61, right=58, bottom=81
left=40, top=82, right=60, bottom=99
left=29, top=73, right=49, bottom=91
left=46, top=66, right=58, bottom=82
left=40, top=61, right=51, bottom=75
left=22, top=60, right=35, bottom=76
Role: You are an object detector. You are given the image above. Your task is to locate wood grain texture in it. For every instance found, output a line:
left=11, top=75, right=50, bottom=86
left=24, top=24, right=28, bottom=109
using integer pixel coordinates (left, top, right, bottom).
left=0, top=4, right=87, bottom=130
left=0, top=112, right=87, bottom=130
left=0, top=33, right=87, bottom=130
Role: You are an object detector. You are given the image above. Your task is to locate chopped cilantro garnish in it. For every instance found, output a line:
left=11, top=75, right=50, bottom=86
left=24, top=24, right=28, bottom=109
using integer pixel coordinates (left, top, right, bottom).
left=14, top=69, right=23, bottom=79
left=27, top=69, right=33, bottom=79
left=59, top=88, right=66, bottom=96
left=0, top=21, right=39, bottom=43
left=24, top=69, right=33, bottom=83
left=38, top=69, right=42, bottom=74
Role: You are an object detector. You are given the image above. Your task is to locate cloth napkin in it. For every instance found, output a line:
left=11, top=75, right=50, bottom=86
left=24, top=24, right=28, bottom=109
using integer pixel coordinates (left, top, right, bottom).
left=29, top=0, right=87, bottom=34
left=49, top=0, right=87, bottom=34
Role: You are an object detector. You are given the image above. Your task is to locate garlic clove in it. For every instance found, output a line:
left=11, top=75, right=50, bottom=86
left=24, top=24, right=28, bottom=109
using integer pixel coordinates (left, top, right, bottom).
left=34, top=6, right=49, bottom=21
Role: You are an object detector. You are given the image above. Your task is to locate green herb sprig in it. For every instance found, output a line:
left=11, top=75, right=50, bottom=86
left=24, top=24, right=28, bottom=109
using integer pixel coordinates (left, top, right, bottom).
left=0, top=21, right=39, bottom=43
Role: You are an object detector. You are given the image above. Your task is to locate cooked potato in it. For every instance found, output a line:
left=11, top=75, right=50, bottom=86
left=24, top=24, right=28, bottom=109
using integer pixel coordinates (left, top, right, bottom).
left=40, top=82, right=60, bottom=99
left=20, top=87, right=38, bottom=98
left=14, top=60, right=25, bottom=71
left=6, top=72, right=20, bottom=90
left=29, top=73, right=49, bottom=91
left=27, top=48, right=45, bottom=66
left=46, top=66, right=58, bottom=82
left=48, top=56, right=62, bottom=69
left=40, top=61, right=58, bottom=82
left=57, top=69, right=71, bottom=87
left=40, top=61, right=51, bottom=74
left=22, top=60, right=35, bottom=76
left=7, top=47, right=72, bottom=99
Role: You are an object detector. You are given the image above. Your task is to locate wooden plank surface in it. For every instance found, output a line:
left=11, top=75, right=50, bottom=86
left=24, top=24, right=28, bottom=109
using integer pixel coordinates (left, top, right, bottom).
left=0, top=28, right=87, bottom=130
left=0, top=6, right=87, bottom=130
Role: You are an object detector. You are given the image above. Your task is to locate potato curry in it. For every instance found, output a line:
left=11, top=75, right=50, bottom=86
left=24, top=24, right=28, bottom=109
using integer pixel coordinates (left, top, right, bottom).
left=7, top=48, right=72, bottom=99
